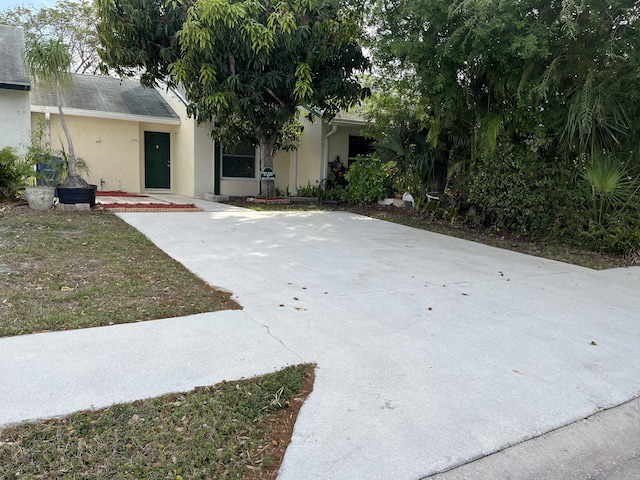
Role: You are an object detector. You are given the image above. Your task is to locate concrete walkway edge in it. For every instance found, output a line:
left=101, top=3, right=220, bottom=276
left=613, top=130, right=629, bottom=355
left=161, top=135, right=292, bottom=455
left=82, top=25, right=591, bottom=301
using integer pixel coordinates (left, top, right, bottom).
left=425, top=396, right=640, bottom=479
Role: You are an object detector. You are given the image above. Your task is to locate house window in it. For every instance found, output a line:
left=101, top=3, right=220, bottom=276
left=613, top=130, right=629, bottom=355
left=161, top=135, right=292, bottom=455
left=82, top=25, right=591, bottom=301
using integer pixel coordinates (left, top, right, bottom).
left=222, top=144, right=256, bottom=178
left=348, top=135, right=376, bottom=166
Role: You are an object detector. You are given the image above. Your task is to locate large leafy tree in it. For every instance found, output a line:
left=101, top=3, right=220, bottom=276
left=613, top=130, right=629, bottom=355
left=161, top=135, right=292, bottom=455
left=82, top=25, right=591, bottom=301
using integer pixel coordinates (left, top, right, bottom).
left=368, top=0, right=640, bottom=237
left=0, top=0, right=100, bottom=74
left=98, top=0, right=369, bottom=194
left=370, top=0, right=639, bottom=154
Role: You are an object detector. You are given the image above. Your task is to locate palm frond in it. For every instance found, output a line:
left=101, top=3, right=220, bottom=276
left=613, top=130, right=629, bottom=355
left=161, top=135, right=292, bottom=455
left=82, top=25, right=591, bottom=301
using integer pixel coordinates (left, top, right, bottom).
left=585, top=155, right=639, bottom=225
left=561, top=70, right=630, bottom=159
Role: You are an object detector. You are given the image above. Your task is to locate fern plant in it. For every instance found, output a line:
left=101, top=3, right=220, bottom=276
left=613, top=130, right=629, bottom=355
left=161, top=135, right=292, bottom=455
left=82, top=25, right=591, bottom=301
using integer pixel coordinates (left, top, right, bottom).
left=0, top=147, right=32, bottom=199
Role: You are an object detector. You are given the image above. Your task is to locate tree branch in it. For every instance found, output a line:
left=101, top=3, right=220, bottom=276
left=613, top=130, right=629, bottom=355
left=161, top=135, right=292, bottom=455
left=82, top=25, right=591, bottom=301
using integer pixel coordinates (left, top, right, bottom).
left=229, top=54, right=236, bottom=76
left=266, top=87, right=286, bottom=108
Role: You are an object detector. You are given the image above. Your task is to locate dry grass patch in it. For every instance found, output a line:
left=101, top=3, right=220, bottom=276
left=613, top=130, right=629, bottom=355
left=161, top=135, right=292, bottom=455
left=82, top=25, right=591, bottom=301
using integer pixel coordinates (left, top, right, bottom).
left=0, top=364, right=315, bottom=480
left=0, top=201, right=315, bottom=479
left=0, top=203, right=239, bottom=337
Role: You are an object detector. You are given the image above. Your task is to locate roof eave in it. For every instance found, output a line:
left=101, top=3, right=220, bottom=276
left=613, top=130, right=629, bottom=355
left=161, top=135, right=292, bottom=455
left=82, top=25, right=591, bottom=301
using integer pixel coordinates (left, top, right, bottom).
left=30, top=105, right=181, bottom=126
left=329, top=118, right=369, bottom=127
left=0, top=82, right=31, bottom=91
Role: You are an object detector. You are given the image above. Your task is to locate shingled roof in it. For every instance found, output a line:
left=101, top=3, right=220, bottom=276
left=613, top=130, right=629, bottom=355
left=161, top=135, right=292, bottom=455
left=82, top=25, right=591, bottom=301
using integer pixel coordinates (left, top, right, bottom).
left=31, top=74, right=180, bottom=124
left=0, top=25, right=30, bottom=91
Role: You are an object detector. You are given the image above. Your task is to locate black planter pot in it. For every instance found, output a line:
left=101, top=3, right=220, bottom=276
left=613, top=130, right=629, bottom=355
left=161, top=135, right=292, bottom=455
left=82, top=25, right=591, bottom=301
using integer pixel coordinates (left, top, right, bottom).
left=56, top=185, right=97, bottom=207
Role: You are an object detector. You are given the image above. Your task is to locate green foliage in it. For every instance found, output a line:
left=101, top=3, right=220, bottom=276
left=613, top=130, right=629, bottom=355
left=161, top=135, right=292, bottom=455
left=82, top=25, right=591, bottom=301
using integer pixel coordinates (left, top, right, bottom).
left=173, top=0, right=369, bottom=141
left=341, top=156, right=395, bottom=204
left=465, top=137, right=584, bottom=235
left=581, top=222, right=640, bottom=256
left=362, top=75, right=426, bottom=140
left=0, top=147, right=32, bottom=199
left=561, top=74, right=631, bottom=162
left=22, top=121, right=91, bottom=188
left=367, top=0, right=640, bottom=251
left=25, top=38, right=72, bottom=87
left=295, top=181, right=321, bottom=198
left=362, top=77, right=450, bottom=207
left=0, top=364, right=311, bottom=478
left=98, top=0, right=370, bottom=192
left=578, top=155, right=640, bottom=253
left=26, top=39, right=88, bottom=188
left=24, top=121, right=60, bottom=187
left=421, top=192, right=467, bottom=225
left=374, top=121, right=448, bottom=208
left=584, top=155, right=640, bottom=227
left=97, top=0, right=188, bottom=85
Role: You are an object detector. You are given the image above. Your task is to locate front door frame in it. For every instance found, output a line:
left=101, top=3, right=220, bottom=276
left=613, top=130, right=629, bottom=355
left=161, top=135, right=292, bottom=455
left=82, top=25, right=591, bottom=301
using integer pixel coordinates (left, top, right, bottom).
left=144, top=131, right=171, bottom=189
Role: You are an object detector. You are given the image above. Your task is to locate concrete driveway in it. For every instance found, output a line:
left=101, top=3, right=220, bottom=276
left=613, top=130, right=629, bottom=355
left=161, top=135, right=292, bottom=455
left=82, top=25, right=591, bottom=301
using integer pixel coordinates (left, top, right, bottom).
left=1, top=199, right=639, bottom=479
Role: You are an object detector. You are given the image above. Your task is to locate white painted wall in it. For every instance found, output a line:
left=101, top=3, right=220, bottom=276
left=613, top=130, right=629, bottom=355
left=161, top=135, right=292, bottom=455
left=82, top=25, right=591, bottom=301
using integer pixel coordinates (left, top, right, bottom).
left=326, top=124, right=365, bottom=170
left=1, top=90, right=31, bottom=155
left=193, top=121, right=215, bottom=197
left=157, top=87, right=216, bottom=197
left=220, top=178, right=260, bottom=196
left=257, top=118, right=369, bottom=196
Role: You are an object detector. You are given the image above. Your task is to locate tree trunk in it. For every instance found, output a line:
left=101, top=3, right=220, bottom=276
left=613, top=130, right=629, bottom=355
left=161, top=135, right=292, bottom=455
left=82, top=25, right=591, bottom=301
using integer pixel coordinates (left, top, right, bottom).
left=57, top=80, right=88, bottom=188
left=259, top=135, right=277, bottom=198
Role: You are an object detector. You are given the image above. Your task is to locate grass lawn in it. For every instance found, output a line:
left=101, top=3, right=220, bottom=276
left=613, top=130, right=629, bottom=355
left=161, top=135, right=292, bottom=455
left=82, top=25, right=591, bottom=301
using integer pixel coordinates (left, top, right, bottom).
left=0, top=364, right=315, bottom=479
left=0, top=205, right=239, bottom=337
left=0, top=201, right=313, bottom=479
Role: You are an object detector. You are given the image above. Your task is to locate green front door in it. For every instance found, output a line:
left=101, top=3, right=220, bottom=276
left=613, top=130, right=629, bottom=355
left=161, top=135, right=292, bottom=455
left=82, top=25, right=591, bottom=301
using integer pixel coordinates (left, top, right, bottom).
left=144, top=132, right=170, bottom=189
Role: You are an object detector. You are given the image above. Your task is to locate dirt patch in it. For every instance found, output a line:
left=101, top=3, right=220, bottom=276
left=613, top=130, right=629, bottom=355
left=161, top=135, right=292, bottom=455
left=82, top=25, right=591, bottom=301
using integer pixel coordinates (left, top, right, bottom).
left=245, top=366, right=316, bottom=479
left=247, top=197, right=291, bottom=205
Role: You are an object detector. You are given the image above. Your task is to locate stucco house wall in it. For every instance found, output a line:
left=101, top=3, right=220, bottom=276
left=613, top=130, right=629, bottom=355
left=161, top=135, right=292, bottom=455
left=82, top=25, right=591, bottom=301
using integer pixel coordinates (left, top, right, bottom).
left=30, top=111, right=181, bottom=194
left=32, top=112, right=142, bottom=192
left=158, top=87, right=216, bottom=197
left=129, top=85, right=371, bottom=198
left=271, top=113, right=369, bottom=195
left=0, top=26, right=31, bottom=155
left=193, top=122, right=215, bottom=197
left=219, top=143, right=260, bottom=196
left=273, top=149, right=293, bottom=194
left=1, top=90, right=31, bottom=155
left=30, top=75, right=181, bottom=194
left=295, top=118, right=325, bottom=191
left=326, top=124, right=366, bottom=167
left=24, top=70, right=369, bottom=198
left=31, top=102, right=369, bottom=198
